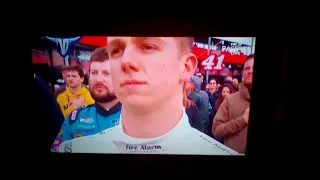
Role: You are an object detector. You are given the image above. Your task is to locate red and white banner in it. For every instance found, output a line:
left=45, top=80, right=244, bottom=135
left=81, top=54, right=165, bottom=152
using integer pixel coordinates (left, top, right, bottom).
left=192, top=46, right=248, bottom=68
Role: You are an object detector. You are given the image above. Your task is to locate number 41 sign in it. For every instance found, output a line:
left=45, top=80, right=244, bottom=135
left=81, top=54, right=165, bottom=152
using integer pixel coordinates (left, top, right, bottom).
left=201, top=54, right=225, bottom=70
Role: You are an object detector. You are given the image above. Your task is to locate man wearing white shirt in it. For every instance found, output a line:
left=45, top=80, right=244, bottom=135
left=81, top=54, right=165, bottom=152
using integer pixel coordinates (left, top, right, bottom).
left=59, top=37, right=240, bottom=155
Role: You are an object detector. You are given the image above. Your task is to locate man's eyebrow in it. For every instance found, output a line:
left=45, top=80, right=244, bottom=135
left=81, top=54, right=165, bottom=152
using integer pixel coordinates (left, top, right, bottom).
left=132, top=37, right=167, bottom=46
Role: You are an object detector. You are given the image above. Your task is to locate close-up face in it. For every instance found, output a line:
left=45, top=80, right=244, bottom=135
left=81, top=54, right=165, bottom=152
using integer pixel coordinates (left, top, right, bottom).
left=89, top=61, right=117, bottom=103
left=232, top=78, right=239, bottom=87
left=66, top=70, right=83, bottom=88
left=107, top=37, right=197, bottom=107
left=242, top=57, right=254, bottom=85
left=221, top=87, right=231, bottom=98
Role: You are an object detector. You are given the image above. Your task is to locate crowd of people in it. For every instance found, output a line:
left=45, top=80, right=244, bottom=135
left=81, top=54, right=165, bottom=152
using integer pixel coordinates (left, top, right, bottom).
left=35, top=37, right=254, bottom=155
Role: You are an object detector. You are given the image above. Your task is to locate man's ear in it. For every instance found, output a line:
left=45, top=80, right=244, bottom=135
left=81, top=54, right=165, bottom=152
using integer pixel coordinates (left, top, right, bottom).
left=81, top=77, right=84, bottom=83
left=180, top=53, right=198, bottom=82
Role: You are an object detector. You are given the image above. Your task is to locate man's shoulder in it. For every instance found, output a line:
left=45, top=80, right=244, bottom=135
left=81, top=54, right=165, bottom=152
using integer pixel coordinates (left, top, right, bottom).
left=226, top=92, right=241, bottom=102
left=199, top=90, right=209, bottom=98
left=186, top=128, right=240, bottom=155
left=57, top=91, right=67, bottom=99
left=82, top=86, right=91, bottom=93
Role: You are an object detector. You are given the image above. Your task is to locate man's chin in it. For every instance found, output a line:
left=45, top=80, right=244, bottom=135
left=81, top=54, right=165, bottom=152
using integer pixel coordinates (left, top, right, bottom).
left=120, top=94, right=155, bottom=109
left=91, top=93, right=117, bottom=103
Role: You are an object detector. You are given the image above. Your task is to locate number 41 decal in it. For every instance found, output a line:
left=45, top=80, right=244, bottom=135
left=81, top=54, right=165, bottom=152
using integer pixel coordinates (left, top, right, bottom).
left=201, top=55, right=225, bottom=70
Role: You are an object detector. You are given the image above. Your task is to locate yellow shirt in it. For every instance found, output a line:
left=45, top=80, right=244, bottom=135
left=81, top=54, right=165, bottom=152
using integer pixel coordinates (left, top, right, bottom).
left=57, top=86, right=95, bottom=119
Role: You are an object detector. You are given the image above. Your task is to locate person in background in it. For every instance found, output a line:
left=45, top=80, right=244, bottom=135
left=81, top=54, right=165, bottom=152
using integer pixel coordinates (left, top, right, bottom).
left=215, top=83, right=234, bottom=112
left=184, top=78, right=201, bottom=131
left=191, top=75, right=210, bottom=134
left=232, top=77, right=239, bottom=92
left=196, top=72, right=206, bottom=91
left=208, top=78, right=219, bottom=108
left=56, top=65, right=95, bottom=119
left=207, top=78, right=220, bottom=138
left=212, top=54, right=255, bottom=154
left=51, top=47, right=121, bottom=152
left=58, top=37, right=239, bottom=155
left=54, top=66, right=68, bottom=97
left=212, top=83, right=234, bottom=143
left=187, top=82, right=203, bottom=121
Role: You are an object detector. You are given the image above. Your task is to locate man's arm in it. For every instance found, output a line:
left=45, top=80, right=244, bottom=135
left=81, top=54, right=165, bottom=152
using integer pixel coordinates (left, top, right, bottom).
left=51, top=115, right=73, bottom=152
left=212, top=99, right=247, bottom=139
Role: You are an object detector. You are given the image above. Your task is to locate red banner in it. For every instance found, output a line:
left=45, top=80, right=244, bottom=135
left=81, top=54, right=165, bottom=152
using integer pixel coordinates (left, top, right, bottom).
left=79, top=36, right=107, bottom=47
left=192, top=46, right=247, bottom=65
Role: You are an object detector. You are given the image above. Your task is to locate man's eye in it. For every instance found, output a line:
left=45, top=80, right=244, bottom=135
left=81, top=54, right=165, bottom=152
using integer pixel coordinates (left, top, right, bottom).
left=141, top=44, right=157, bottom=51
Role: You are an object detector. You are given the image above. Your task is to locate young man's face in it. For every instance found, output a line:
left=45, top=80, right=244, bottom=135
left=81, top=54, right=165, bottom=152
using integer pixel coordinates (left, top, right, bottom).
left=66, top=70, right=83, bottom=88
left=89, top=61, right=117, bottom=103
left=107, top=37, right=197, bottom=107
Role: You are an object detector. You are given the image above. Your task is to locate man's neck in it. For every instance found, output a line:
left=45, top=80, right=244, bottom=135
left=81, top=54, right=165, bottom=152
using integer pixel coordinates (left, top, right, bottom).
left=121, top=94, right=184, bottom=138
left=96, top=99, right=119, bottom=111
left=70, top=85, right=81, bottom=94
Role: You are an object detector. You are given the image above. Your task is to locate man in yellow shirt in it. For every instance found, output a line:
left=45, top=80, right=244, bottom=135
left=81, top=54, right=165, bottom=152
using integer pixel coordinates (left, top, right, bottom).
left=57, top=65, right=95, bottom=119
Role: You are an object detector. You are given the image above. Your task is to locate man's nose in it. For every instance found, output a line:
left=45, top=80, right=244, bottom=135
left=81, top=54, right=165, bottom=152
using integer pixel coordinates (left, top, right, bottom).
left=121, top=47, right=140, bottom=73
left=96, top=72, right=103, bottom=82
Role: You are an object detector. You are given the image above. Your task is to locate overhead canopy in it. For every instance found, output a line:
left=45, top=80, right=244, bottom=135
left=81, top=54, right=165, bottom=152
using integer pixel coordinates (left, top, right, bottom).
left=213, top=37, right=254, bottom=46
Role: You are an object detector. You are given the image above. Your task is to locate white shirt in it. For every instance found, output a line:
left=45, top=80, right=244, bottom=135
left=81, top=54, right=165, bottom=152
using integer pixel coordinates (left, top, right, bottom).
left=59, top=111, right=241, bottom=155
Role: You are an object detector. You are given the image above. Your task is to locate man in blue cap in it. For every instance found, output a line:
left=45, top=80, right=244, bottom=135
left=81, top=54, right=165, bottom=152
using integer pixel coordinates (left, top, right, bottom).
left=190, top=75, right=210, bottom=135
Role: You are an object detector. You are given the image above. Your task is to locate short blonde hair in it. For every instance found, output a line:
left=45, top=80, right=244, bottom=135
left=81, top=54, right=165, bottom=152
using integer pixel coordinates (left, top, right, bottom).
left=174, top=37, right=194, bottom=55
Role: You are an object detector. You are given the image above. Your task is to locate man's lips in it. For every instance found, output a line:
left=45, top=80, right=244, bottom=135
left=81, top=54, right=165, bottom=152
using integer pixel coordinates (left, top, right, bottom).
left=94, top=84, right=107, bottom=90
left=120, top=80, right=147, bottom=87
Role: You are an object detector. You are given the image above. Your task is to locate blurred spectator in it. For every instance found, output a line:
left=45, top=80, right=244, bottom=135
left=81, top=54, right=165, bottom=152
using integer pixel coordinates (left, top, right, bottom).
left=212, top=83, right=234, bottom=143
left=191, top=75, right=210, bottom=134
left=212, top=54, right=255, bottom=153
left=56, top=65, right=95, bottom=118
left=208, top=79, right=219, bottom=110
left=207, top=78, right=220, bottom=137
left=195, top=72, right=206, bottom=91
left=232, top=77, right=239, bottom=92
left=54, top=65, right=68, bottom=97
left=183, top=79, right=201, bottom=131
